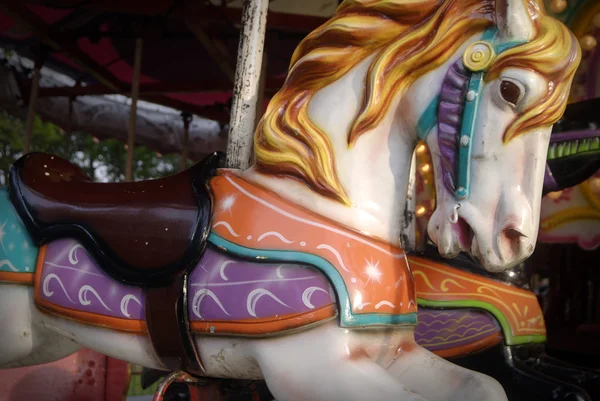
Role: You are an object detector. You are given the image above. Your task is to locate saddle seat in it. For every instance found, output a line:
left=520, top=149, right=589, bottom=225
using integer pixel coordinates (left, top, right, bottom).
left=8, top=152, right=222, bottom=286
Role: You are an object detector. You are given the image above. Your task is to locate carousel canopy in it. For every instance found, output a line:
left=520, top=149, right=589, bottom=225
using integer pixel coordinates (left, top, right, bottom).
left=0, top=0, right=339, bottom=157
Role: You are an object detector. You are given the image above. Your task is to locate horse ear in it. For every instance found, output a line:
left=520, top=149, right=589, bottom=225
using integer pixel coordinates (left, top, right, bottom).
left=496, top=0, right=535, bottom=42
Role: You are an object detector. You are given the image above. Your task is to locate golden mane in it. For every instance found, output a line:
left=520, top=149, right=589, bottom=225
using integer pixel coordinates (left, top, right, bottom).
left=253, top=0, right=580, bottom=205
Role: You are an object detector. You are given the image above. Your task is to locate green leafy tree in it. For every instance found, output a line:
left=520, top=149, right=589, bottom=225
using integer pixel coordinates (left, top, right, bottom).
left=0, top=109, right=181, bottom=186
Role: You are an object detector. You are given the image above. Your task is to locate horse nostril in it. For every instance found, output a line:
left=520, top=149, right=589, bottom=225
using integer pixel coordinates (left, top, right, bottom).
left=504, top=227, right=527, bottom=241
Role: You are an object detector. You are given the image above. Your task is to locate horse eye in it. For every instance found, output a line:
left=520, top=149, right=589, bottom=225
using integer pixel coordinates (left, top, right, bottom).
left=500, top=80, right=521, bottom=106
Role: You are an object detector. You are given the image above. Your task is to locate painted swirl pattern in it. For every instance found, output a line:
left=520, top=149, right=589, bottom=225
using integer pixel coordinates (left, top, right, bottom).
left=39, top=238, right=144, bottom=320
left=188, top=247, right=336, bottom=321
left=415, top=308, right=501, bottom=351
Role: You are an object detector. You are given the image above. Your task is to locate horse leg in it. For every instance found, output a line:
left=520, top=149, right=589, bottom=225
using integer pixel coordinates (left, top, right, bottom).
left=0, top=284, right=80, bottom=368
left=248, top=322, right=429, bottom=401
left=387, top=343, right=507, bottom=401
left=32, top=298, right=165, bottom=370
left=2, top=331, right=81, bottom=369
left=0, top=284, right=37, bottom=366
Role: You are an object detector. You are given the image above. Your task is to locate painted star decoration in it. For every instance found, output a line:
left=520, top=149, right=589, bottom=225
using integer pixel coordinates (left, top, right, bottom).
left=219, top=194, right=237, bottom=216
left=363, top=258, right=383, bottom=286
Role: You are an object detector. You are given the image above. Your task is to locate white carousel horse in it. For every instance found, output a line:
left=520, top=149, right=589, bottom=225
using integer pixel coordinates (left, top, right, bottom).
left=0, top=0, right=580, bottom=400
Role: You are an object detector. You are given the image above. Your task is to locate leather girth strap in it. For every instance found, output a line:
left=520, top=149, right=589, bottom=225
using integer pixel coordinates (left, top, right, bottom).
left=143, top=153, right=225, bottom=377
left=146, top=274, right=205, bottom=376
left=142, top=153, right=225, bottom=377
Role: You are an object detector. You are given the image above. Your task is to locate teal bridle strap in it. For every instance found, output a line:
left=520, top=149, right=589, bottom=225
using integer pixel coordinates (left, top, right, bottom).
left=416, top=27, right=525, bottom=200
left=416, top=96, right=439, bottom=141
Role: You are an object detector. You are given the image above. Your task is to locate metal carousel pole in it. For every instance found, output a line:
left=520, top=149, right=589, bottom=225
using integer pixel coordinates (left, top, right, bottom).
left=152, top=1, right=269, bottom=399
left=225, top=0, right=269, bottom=170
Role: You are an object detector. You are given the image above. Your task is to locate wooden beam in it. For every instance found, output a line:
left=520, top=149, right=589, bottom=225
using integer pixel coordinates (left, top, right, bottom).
left=0, top=0, right=124, bottom=91
left=23, top=59, right=41, bottom=154
left=226, top=0, right=269, bottom=170
left=125, top=38, right=143, bottom=182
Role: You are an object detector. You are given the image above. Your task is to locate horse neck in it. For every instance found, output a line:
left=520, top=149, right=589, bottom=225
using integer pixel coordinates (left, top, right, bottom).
left=242, top=58, right=417, bottom=247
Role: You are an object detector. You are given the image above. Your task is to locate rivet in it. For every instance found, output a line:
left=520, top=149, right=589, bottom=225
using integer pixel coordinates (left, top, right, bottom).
left=460, top=135, right=470, bottom=146
left=466, top=91, right=476, bottom=101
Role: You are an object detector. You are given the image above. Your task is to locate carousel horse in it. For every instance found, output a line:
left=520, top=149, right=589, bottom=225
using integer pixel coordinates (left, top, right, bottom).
left=142, top=101, right=600, bottom=401
left=0, top=1, right=581, bottom=400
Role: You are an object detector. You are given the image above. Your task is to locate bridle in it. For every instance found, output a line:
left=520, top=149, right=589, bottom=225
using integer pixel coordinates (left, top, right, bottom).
left=416, top=27, right=526, bottom=201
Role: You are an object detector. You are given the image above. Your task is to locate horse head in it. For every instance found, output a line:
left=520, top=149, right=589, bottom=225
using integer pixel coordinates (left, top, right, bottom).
left=408, top=0, right=582, bottom=272
left=250, top=0, right=581, bottom=274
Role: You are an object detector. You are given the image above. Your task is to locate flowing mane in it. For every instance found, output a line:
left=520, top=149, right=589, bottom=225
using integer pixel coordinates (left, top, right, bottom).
left=253, top=0, right=580, bottom=204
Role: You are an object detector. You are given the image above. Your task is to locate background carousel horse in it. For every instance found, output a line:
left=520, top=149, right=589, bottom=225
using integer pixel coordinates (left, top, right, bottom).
left=0, top=1, right=581, bottom=401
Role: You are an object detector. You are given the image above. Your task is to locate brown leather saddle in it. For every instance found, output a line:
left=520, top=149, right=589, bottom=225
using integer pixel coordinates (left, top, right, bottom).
left=8, top=151, right=223, bottom=287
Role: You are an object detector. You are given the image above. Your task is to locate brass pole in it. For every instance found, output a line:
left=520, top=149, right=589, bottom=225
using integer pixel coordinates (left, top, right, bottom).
left=125, top=38, right=143, bottom=181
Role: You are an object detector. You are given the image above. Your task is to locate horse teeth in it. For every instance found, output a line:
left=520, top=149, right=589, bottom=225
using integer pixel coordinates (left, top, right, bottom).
left=578, top=139, right=590, bottom=152
left=591, top=138, right=600, bottom=150
left=557, top=142, right=566, bottom=157
left=548, top=143, right=557, bottom=159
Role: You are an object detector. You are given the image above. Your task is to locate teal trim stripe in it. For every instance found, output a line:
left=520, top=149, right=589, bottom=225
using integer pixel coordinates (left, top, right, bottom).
left=0, top=188, right=39, bottom=275
left=208, top=233, right=417, bottom=327
left=481, top=26, right=497, bottom=41
left=416, top=95, right=439, bottom=140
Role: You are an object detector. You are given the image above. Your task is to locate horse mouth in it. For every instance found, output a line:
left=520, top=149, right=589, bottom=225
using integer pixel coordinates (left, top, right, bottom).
left=452, top=217, right=474, bottom=253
